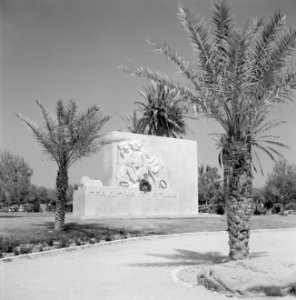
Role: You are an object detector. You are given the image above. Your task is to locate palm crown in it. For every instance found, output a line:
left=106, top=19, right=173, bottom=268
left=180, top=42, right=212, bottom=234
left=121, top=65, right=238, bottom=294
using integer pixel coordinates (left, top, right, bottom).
left=136, top=82, right=187, bottom=138
left=17, top=100, right=110, bottom=170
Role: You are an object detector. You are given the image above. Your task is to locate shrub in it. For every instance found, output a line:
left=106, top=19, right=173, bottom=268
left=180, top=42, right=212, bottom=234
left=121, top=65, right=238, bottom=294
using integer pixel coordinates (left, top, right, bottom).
left=74, top=237, right=82, bottom=246
left=139, top=179, right=152, bottom=193
left=47, top=238, right=54, bottom=246
left=89, top=238, right=96, bottom=244
left=104, top=233, right=113, bottom=242
left=198, top=205, right=209, bottom=213
left=254, top=204, right=267, bottom=215
left=271, top=203, right=282, bottom=214
left=57, top=237, right=69, bottom=248
left=216, top=204, right=225, bottom=215
left=19, top=244, right=33, bottom=254
left=0, top=238, right=20, bottom=253
left=285, top=201, right=296, bottom=211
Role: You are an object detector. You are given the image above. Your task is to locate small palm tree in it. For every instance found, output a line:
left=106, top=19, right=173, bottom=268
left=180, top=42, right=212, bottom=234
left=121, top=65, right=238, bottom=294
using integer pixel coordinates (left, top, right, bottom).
left=136, top=82, right=187, bottom=138
left=122, top=1, right=296, bottom=259
left=17, top=100, right=110, bottom=230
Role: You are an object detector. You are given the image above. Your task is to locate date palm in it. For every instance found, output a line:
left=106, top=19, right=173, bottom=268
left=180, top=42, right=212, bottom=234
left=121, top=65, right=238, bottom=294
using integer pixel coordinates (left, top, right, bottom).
left=122, top=1, right=296, bottom=259
left=17, top=100, right=110, bottom=230
left=136, top=82, right=187, bottom=138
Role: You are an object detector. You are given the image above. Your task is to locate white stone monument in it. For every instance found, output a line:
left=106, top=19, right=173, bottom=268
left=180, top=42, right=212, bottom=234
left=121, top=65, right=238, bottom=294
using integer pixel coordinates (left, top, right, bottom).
left=73, top=131, right=198, bottom=218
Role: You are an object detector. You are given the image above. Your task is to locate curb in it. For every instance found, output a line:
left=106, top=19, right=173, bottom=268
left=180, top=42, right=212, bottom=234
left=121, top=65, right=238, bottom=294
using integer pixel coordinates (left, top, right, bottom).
left=1, top=227, right=296, bottom=263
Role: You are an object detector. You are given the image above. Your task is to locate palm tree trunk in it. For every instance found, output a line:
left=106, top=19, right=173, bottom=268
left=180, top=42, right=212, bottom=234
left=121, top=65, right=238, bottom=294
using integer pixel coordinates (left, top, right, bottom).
left=223, top=159, right=228, bottom=204
left=226, top=142, right=253, bottom=260
left=54, top=166, right=68, bottom=230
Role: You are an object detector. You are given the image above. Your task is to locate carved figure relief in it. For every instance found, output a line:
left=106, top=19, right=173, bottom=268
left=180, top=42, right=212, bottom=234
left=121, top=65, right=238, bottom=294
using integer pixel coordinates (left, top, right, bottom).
left=117, top=140, right=169, bottom=189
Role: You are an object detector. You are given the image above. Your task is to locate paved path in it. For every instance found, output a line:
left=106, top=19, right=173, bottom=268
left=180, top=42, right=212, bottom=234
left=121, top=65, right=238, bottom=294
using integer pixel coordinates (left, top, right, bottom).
left=1, top=229, right=296, bottom=300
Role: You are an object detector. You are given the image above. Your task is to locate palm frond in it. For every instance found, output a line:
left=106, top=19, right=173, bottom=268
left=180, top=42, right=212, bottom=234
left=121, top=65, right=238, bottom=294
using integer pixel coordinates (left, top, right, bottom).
left=254, top=11, right=286, bottom=72
left=16, top=113, right=60, bottom=164
left=56, top=100, right=66, bottom=127
left=177, top=6, right=214, bottom=77
left=147, top=38, right=201, bottom=91
left=36, top=100, right=56, bottom=135
left=120, top=65, right=209, bottom=112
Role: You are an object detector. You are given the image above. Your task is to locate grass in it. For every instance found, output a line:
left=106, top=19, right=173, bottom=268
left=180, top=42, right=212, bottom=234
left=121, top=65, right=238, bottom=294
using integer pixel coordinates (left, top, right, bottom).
left=1, top=212, right=296, bottom=257
left=1, top=212, right=296, bottom=239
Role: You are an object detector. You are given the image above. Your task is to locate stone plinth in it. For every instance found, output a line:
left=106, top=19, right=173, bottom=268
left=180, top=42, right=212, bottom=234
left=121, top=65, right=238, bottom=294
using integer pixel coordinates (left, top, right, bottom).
left=74, top=186, right=182, bottom=218
left=73, top=131, right=198, bottom=218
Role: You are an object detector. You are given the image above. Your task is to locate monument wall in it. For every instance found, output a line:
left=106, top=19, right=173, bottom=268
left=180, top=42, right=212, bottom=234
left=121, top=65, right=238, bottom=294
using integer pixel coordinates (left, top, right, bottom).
left=73, top=131, right=198, bottom=218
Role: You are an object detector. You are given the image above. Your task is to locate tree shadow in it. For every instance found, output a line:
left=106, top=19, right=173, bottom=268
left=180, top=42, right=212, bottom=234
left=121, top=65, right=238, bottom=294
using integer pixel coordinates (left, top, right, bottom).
left=130, top=249, right=268, bottom=267
left=0, top=215, right=24, bottom=218
left=40, top=221, right=140, bottom=236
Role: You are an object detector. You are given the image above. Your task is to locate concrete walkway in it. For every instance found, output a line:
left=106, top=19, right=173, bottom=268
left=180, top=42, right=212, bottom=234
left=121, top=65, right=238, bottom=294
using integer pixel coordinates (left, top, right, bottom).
left=1, top=229, right=296, bottom=300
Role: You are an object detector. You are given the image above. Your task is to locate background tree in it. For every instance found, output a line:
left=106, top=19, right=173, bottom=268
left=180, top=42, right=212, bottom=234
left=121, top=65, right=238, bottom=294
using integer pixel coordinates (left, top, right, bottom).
left=0, top=150, right=33, bottom=208
left=28, top=185, right=49, bottom=203
left=26, top=185, right=51, bottom=212
left=136, top=82, right=188, bottom=138
left=264, top=160, right=296, bottom=210
left=198, top=165, right=222, bottom=210
left=17, top=100, right=110, bottom=230
left=123, top=1, right=296, bottom=259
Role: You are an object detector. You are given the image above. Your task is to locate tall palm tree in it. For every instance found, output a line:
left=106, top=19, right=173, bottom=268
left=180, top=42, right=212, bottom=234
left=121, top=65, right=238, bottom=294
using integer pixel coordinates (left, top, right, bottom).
left=122, top=1, right=296, bottom=259
left=17, top=100, right=110, bottom=230
left=135, top=82, right=187, bottom=138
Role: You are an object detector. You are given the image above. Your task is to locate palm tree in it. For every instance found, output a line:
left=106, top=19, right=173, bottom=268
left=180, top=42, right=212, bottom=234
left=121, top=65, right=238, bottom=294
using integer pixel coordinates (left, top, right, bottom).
left=136, top=82, right=187, bottom=138
left=17, top=100, right=110, bottom=230
left=122, top=1, right=296, bottom=259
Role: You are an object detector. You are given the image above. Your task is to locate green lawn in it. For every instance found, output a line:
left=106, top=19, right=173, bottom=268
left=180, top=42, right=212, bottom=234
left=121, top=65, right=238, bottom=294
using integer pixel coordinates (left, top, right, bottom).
left=1, top=212, right=296, bottom=241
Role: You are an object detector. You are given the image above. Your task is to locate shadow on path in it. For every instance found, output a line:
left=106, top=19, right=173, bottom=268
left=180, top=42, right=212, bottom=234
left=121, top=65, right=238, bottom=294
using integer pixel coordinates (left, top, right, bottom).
left=0, top=215, right=24, bottom=218
left=130, top=249, right=267, bottom=267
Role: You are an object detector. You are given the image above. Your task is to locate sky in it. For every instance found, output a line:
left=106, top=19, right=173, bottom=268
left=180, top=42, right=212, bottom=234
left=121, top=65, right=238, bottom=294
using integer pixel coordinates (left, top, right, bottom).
left=1, top=0, right=296, bottom=189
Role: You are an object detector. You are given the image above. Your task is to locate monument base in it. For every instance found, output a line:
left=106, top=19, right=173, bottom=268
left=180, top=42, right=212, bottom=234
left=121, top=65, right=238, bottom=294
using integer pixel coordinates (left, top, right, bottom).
left=73, top=186, right=198, bottom=219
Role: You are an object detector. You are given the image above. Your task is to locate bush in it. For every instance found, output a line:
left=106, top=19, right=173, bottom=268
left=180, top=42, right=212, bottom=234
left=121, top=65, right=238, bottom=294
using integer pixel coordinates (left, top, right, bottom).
left=19, top=244, right=33, bottom=254
left=0, top=237, right=20, bottom=253
left=285, top=201, right=296, bottom=211
left=198, top=205, right=209, bottom=213
left=139, top=179, right=152, bottom=193
left=216, top=204, right=225, bottom=215
left=47, top=238, right=54, bottom=246
left=254, top=204, right=267, bottom=215
left=104, top=233, right=113, bottom=242
left=264, top=200, right=274, bottom=210
left=271, top=203, right=282, bottom=214
left=57, top=237, right=70, bottom=248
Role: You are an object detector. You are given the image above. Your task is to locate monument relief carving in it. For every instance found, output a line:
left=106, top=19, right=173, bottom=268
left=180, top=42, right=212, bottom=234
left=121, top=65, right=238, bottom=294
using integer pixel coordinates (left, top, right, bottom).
left=117, top=140, right=169, bottom=189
